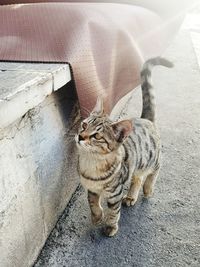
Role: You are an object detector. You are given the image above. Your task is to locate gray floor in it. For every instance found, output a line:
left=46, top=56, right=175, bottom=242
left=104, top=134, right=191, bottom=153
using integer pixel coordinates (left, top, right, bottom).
left=35, top=17, right=200, bottom=267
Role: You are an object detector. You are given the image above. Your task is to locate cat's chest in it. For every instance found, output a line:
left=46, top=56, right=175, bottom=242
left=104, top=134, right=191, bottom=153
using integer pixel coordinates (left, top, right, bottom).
left=78, top=157, right=109, bottom=193
left=80, top=176, right=105, bottom=193
left=78, top=156, right=122, bottom=193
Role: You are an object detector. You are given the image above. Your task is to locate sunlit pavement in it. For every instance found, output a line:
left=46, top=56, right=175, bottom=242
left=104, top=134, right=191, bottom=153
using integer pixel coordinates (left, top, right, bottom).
left=183, top=6, right=200, bottom=67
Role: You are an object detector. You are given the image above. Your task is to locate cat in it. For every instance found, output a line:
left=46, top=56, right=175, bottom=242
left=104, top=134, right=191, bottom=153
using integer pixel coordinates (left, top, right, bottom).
left=75, top=57, right=173, bottom=237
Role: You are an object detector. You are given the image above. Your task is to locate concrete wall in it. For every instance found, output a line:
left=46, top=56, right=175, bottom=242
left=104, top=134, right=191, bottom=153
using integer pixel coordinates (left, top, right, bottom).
left=0, top=81, right=80, bottom=267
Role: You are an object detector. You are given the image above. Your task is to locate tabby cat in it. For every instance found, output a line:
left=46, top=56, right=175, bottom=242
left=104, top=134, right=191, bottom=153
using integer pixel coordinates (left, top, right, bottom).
left=75, top=57, right=173, bottom=237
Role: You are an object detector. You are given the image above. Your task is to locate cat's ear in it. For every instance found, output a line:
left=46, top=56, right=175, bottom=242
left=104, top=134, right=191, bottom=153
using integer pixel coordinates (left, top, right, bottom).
left=91, top=97, right=104, bottom=116
left=111, top=119, right=133, bottom=143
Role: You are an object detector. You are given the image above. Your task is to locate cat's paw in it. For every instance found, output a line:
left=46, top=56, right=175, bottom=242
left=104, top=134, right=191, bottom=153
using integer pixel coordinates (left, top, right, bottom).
left=143, top=187, right=153, bottom=198
left=122, top=196, right=137, bottom=207
left=91, top=213, right=104, bottom=225
left=103, top=225, right=118, bottom=237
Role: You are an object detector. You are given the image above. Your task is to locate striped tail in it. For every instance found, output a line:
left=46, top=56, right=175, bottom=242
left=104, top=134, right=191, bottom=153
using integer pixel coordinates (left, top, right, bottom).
left=141, top=57, right=173, bottom=122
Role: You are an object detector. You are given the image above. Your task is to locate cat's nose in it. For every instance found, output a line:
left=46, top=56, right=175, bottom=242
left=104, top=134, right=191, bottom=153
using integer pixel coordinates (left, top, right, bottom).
left=78, top=134, right=84, bottom=142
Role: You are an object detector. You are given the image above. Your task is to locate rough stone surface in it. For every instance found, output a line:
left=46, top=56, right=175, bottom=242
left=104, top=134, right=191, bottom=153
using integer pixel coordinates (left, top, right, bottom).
left=35, top=28, right=200, bottom=267
left=0, top=63, right=71, bottom=129
left=0, top=81, right=81, bottom=267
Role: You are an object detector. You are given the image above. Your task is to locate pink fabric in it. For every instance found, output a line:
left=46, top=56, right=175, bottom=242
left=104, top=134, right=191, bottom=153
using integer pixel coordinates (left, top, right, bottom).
left=0, top=2, right=181, bottom=116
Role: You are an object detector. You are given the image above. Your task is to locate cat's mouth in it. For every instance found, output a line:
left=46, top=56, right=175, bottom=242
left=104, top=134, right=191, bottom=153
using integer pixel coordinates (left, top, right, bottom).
left=75, top=134, right=79, bottom=144
left=75, top=134, right=90, bottom=150
left=75, top=134, right=82, bottom=147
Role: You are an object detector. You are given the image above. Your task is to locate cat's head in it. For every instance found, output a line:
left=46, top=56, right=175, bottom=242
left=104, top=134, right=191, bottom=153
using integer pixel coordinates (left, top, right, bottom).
left=75, top=97, right=132, bottom=154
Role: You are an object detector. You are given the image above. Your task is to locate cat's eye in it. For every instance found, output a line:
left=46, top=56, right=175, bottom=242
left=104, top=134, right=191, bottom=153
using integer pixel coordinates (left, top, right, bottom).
left=91, top=133, right=101, bottom=140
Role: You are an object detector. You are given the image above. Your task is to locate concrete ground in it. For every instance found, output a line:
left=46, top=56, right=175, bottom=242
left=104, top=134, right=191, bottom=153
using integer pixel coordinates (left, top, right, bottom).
left=35, top=13, right=200, bottom=267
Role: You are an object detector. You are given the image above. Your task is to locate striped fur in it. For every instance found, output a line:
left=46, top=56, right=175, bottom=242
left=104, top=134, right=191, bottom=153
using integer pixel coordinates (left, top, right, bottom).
left=76, top=58, right=173, bottom=236
left=141, top=57, right=173, bottom=122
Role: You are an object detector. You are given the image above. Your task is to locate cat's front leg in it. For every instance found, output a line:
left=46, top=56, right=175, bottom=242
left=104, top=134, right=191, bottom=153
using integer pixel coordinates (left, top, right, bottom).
left=104, top=185, right=123, bottom=237
left=88, top=190, right=103, bottom=225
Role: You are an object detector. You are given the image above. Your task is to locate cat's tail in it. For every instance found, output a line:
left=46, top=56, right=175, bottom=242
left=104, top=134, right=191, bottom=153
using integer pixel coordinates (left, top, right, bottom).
left=141, top=57, right=173, bottom=123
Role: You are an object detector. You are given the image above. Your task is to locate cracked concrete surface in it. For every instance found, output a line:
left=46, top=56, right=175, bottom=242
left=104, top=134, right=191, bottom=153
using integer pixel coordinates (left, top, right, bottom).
left=0, top=63, right=71, bottom=130
left=0, top=81, right=81, bottom=267
left=35, top=20, right=200, bottom=267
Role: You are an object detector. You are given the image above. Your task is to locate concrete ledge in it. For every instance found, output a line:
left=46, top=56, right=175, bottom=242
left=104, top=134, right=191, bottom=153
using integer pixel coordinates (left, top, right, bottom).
left=0, top=63, right=81, bottom=267
left=0, top=63, right=71, bottom=130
